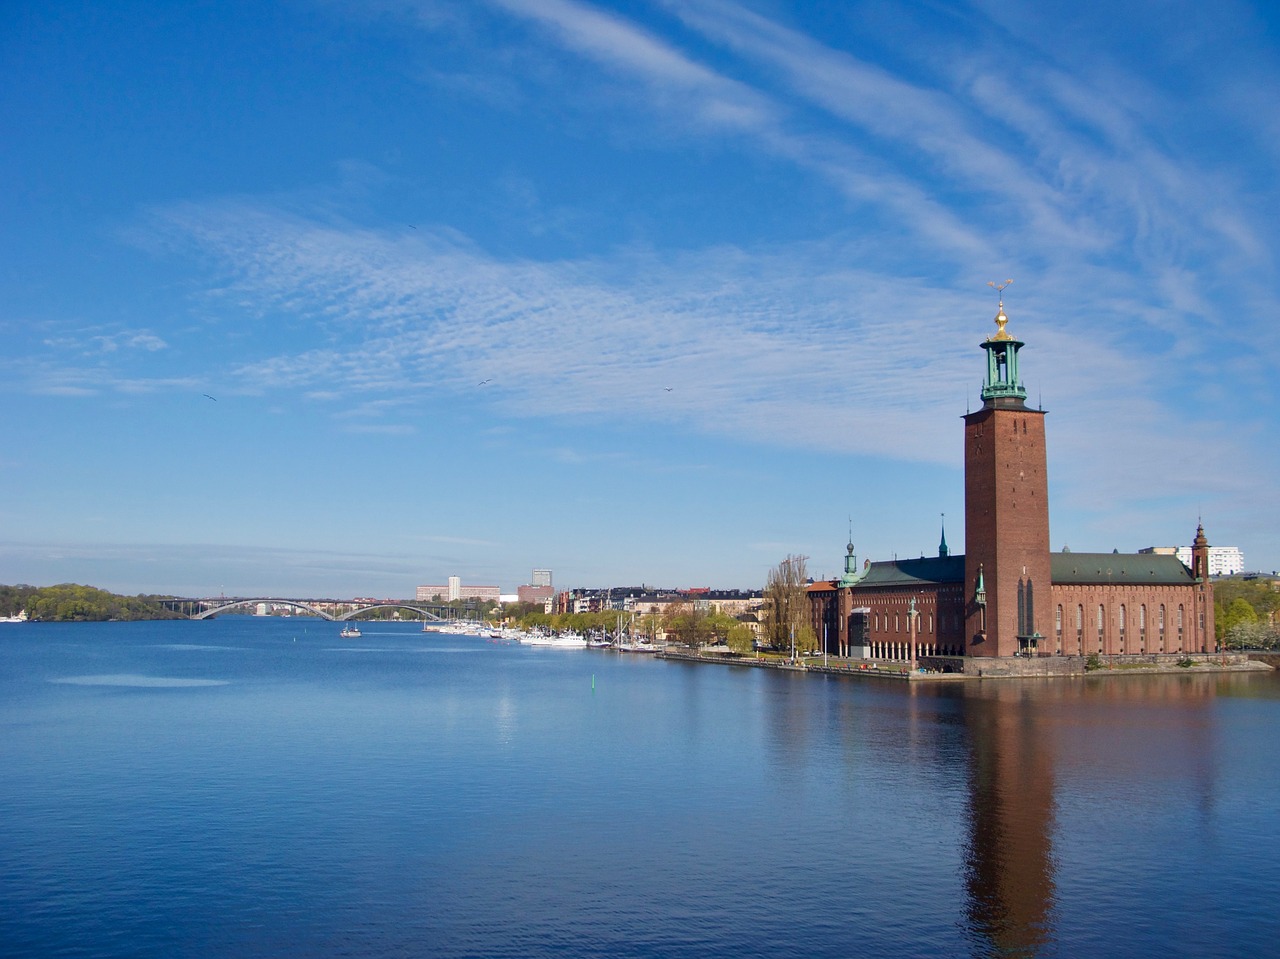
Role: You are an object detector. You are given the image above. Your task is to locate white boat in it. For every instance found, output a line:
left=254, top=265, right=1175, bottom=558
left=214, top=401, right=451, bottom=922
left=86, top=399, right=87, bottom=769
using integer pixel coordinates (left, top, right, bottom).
left=0, top=609, right=28, bottom=624
left=521, top=631, right=588, bottom=648
left=615, top=642, right=658, bottom=654
left=339, top=624, right=362, bottom=638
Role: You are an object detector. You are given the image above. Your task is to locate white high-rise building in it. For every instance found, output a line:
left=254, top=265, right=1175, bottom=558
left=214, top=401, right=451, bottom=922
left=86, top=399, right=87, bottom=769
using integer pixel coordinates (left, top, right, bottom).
left=1147, top=544, right=1246, bottom=577
left=1174, top=545, right=1244, bottom=577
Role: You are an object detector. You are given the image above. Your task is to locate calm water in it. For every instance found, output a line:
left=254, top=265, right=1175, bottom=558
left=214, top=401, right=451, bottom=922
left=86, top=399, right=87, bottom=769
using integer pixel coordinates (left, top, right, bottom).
left=2, top=617, right=1278, bottom=958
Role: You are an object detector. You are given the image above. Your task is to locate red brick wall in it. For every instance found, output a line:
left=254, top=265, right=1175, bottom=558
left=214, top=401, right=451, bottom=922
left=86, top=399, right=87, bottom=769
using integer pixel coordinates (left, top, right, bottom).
left=809, top=583, right=967, bottom=659
left=964, top=406, right=1051, bottom=657
left=1049, top=582, right=1214, bottom=655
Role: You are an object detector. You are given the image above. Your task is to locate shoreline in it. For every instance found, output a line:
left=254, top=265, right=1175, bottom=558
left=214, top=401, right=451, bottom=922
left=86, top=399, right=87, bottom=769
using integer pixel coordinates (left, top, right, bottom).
left=655, top=649, right=1275, bottom=681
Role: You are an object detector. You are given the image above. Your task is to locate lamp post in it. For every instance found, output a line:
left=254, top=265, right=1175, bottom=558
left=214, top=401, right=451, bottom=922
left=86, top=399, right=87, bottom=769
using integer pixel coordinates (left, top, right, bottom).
left=908, top=595, right=920, bottom=673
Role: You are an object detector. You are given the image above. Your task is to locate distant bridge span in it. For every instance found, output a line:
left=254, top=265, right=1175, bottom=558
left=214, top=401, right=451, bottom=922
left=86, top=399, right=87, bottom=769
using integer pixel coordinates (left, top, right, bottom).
left=183, top=598, right=460, bottom=622
left=338, top=603, right=455, bottom=622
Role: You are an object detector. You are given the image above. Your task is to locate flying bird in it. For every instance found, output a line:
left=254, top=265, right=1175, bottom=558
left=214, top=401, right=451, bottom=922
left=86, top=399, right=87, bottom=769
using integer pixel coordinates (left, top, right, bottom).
left=202, top=394, right=217, bottom=402
left=478, top=378, right=492, bottom=386
left=664, top=387, right=673, bottom=392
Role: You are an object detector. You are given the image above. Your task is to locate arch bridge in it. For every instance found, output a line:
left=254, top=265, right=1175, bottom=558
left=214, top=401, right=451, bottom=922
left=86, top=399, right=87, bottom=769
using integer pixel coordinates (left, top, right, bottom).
left=175, top=598, right=464, bottom=622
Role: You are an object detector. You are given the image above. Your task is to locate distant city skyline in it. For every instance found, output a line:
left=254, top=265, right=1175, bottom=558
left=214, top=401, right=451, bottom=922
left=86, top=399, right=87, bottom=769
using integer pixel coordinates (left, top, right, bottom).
left=4, top=1, right=1278, bottom=596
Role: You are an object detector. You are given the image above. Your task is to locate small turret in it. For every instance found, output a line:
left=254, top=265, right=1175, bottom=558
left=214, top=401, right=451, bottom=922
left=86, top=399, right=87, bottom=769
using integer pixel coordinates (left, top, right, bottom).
left=838, top=527, right=864, bottom=588
left=1191, top=523, right=1210, bottom=581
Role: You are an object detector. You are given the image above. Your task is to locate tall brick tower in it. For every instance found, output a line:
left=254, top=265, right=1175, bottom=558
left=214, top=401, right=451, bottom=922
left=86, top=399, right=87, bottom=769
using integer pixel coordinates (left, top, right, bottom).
left=963, top=289, right=1051, bottom=657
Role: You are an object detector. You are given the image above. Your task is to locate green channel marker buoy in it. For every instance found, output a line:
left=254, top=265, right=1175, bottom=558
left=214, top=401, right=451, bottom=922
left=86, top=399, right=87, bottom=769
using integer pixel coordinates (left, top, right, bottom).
left=592, top=674, right=595, bottom=692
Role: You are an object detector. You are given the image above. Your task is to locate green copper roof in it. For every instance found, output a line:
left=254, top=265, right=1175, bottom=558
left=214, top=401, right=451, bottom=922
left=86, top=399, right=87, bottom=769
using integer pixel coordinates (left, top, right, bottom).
left=1049, top=553, right=1194, bottom=585
left=853, top=555, right=965, bottom=588
left=838, top=553, right=1194, bottom=589
left=979, top=301, right=1027, bottom=404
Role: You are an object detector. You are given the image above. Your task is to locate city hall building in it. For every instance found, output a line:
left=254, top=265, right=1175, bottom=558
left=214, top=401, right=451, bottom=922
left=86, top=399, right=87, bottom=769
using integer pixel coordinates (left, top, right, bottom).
left=808, top=300, right=1215, bottom=667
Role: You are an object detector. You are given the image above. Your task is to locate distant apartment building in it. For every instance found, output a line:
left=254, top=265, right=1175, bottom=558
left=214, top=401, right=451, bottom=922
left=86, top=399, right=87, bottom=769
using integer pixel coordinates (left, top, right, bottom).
left=517, top=584, right=555, bottom=604
left=1141, top=544, right=1245, bottom=577
left=517, top=568, right=555, bottom=605
left=416, top=576, right=502, bottom=603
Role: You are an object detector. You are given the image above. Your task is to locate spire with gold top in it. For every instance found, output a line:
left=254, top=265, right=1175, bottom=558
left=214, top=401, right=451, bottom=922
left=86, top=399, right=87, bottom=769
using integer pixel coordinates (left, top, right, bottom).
left=980, top=279, right=1028, bottom=407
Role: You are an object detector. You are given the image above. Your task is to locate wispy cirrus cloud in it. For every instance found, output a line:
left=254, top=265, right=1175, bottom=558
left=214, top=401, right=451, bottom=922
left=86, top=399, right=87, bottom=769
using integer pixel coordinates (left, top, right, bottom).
left=476, top=0, right=1276, bottom=360
left=43, top=328, right=169, bottom=356
left=489, top=0, right=776, bottom=129
left=482, top=0, right=993, bottom=259
left=126, top=192, right=1269, bottom=533
left=142, top=200, right=993, bottom=458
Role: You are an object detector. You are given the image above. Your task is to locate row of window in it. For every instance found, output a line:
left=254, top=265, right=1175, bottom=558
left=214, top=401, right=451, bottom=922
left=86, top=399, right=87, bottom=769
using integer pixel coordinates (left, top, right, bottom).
left=1054, top=603, right=1185, bottom=635
left=866, top=612, right=966, bottom=634
left=1052, top=602, right=1204, bottom=653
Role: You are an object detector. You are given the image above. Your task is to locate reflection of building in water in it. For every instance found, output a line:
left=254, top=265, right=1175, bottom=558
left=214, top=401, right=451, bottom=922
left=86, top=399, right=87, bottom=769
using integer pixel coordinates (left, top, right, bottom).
left=808, top=298, right=1215, bottom=664
left=962, top=685, right=1056, bottom=957
left=957, top=676, right=1221, bottom=957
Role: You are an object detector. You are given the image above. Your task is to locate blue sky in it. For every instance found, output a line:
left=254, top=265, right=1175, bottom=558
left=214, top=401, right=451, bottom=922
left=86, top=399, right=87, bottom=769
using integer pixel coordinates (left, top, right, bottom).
left=3, top=0, right=1278, bottom=598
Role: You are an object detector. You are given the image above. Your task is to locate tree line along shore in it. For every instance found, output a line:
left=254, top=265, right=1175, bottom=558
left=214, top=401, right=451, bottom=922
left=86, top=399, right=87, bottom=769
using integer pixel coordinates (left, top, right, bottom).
left=0, top=583, right=184, bottom=622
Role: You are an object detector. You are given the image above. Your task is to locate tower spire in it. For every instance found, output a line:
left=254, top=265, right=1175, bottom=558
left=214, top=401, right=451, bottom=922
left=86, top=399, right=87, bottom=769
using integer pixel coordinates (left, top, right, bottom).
left=838, top=519, right=863, bottom=587
left=980, top=279, right=1027, bottom=407
left=939, top=513, right=949, bottom=558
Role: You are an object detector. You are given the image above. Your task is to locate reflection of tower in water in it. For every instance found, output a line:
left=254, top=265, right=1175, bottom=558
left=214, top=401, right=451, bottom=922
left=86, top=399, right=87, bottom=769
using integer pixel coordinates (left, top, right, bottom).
left=961, top=684, right=1057, bottom=958
left=958, top=676, right=1222, bottom=957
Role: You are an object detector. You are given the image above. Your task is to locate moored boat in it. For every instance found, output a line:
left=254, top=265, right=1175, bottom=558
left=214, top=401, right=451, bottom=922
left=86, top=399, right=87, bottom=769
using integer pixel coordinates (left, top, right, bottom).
left=521, top=630, right=588, bottom=648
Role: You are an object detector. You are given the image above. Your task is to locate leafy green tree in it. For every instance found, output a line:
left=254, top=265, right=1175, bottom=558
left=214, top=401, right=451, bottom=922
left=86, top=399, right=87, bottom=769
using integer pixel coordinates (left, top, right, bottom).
left=5, top=583, right=184, bottom=622
left=763, top=554, right=816, bottom=656
left=724, top=621, right=756, bottom=655
left=1214, top=578, right=1279, bottom=639
left=1219, top=597, right=1259, bottom=638
left=662, top=602, right=718, bottom=647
